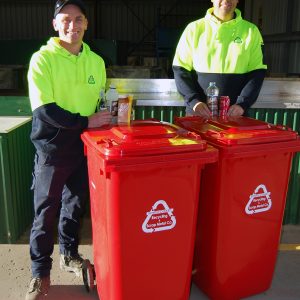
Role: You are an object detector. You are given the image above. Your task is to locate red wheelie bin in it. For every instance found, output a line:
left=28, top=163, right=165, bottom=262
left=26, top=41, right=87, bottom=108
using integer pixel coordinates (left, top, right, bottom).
left=175, top=116, right=300, bottom=300
left=81, top=120, right=218, bottom=300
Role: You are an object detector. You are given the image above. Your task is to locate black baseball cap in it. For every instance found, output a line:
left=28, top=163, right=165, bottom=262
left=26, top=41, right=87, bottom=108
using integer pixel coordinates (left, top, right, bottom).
left=54, top=0, right=86, bottom=18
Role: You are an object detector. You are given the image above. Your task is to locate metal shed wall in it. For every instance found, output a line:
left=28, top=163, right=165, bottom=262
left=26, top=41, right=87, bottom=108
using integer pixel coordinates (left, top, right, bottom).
left=245, top=0, right=300, bottom=76
left=0, top=0, right=208, bottom=41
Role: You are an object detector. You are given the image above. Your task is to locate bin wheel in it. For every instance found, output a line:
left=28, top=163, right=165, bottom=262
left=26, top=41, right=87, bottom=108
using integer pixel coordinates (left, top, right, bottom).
left=82, top=259, right=95, bottom=292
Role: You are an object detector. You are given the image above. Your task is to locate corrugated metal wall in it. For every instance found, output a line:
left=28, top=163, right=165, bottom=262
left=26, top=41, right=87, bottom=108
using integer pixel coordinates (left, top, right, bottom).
left=99, top=1, right=154, bottom=42
left=0, top=0, right=97, bottom=39
left=293, top=0, right=300, bottom=30
left=261, top=1, right=287, bottom=34
left=0, top=0, right=210, bottom=67
left=0, top=0, right=207, bottom=41
left=0, top=1, right=52, bottom=39
left=245, top=0, right=300, bottom=76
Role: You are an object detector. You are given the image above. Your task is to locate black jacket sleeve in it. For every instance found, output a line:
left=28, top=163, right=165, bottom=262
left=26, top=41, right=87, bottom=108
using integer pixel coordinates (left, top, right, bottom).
left=173, top=66, right=206, bottom=111
left=33, top=102, right=88, bottom=130
left=236, top=69, right=266, bottom=110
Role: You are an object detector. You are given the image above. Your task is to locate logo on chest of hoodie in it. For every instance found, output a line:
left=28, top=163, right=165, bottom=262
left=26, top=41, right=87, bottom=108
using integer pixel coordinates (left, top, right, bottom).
left=234, top=37, right=243, bottom=43
left=88, top=75, right=95, bottom=84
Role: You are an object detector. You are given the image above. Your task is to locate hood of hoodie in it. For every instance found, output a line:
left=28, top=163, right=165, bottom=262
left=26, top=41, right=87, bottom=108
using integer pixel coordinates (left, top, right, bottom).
left=40, top=37, right=90, bottom=59
left=205, top=8, right=242, bottom=26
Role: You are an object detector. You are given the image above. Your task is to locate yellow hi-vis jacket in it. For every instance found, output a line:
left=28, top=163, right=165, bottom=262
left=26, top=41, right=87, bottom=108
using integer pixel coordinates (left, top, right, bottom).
left=28, top=37, right=106, bottom=115
left=27, top=37, right=106, bottom=159
left=173, top=8, right=267, bottom=115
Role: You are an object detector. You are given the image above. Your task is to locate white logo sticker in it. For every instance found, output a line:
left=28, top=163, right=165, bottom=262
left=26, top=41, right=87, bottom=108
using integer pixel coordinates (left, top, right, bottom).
left=245, top=184, right=272, bottom=215
left=142, top=200, right=176, bottom=233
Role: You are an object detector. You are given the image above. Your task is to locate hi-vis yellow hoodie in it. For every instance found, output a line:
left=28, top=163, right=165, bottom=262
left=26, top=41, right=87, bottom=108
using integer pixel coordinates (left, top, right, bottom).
left=173, top=8, right=267, bottom=115
left=27, top=37, right=106, bottom=159
left=28, top=37, right=106, bottom=115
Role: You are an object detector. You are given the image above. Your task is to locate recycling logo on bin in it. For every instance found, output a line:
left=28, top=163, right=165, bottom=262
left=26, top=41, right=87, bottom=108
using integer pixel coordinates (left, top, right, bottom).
left=245, top=184, right=272, bottom=215
left=142, top=200, right=176, bottom=233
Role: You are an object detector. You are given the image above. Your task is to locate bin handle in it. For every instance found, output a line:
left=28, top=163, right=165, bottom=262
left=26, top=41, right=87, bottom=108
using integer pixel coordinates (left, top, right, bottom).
left=180, top=130, right=202, bottom=140
left=205, top=129, right=220, bottom=137
left=274, top=124, right=292, bottom=131
left=97, top=138, right=114, bottom=148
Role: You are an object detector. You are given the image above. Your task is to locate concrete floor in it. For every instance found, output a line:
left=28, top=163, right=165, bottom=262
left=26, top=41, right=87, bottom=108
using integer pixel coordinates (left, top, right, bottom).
left=1, top=220, right=299, bottom=300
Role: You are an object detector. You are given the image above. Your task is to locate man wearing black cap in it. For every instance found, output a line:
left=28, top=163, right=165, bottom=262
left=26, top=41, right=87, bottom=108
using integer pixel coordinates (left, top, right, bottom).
left=25, top=1, right=111, bottom=299
left=54, top=0, right=87, bottom=17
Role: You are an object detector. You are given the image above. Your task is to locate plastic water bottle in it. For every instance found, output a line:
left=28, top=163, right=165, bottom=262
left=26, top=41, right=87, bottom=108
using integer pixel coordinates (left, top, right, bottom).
left=105, top=84, right=119, bottom=122
left=206, top=82, right=219, bottom=117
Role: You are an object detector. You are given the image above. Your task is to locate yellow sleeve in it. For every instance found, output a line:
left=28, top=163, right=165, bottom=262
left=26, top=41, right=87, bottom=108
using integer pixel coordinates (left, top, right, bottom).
left=27, top=52, right=55, bottom=111
left=248, top=26, right=267, bottom=72
left=173, top=23, right=194, bottom=71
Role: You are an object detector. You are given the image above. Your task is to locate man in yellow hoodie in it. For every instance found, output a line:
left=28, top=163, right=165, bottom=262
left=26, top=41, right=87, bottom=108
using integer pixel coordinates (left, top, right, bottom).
left=173, top=0, right=267, bottom=117
left=26, top=1, right=111, bottom=299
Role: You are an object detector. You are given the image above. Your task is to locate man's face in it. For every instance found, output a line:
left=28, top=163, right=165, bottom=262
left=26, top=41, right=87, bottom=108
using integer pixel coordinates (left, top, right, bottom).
left=211, top=0, right=239, bottom=17
left=53, top=4, right=88, bottom=45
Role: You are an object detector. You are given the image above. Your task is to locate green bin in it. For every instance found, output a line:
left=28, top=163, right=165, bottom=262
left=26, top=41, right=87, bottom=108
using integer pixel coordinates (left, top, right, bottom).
left=0, top=117, right=34, bottom=243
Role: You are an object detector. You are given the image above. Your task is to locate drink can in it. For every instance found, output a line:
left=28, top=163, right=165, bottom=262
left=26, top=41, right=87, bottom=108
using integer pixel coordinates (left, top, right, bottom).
left=219, top=96, right=230, bottom=116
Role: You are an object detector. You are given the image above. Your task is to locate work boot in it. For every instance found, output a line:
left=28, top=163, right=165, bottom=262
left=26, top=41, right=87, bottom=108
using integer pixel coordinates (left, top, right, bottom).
left=25, top=276, right=50, bottom=300
left=60, top=253, right=84, bottom=277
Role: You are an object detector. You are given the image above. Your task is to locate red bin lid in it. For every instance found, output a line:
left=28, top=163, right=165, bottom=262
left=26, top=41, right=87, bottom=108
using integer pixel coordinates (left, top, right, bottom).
left=81, top=120, right=208, bottom=157
left=175, top=116, right=299, bottom=146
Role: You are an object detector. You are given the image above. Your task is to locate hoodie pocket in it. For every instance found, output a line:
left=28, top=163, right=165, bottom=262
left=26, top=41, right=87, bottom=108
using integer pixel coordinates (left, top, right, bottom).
left=44, top=127, right=61, bottom=145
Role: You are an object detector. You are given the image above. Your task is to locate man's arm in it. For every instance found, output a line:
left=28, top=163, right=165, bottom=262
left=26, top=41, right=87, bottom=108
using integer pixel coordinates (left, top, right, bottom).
left=33, top=102, right=112, bottom=129
left=33, top=103, right=88, bottom=130
left=172, top=22, right=207, bottom=114
left=173, top=66, right=206, bottom=112
left=236, top=69, right=266, bottom=111
left=236, top=25, right=267, bottom=111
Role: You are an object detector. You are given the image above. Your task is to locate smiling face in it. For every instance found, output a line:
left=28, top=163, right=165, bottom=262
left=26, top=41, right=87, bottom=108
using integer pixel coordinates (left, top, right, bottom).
left=211, top=0, right=239, bottom=21
left=53, top=4, right=88, bottom=47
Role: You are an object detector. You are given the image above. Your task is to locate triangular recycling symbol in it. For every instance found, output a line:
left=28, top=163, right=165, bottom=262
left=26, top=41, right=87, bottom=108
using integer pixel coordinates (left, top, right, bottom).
left=245, top=184, right=272, bottom=215
left=142, top=200, right=176, bottom=233
left=88, top=75, right=95, bottom=84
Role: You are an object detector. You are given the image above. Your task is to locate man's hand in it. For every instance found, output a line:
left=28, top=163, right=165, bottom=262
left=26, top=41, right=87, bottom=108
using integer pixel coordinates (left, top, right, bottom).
left=88, top=110, right=112, bottom=128
left=227, top=104, right=244, bottom=116
left=193, top=102, right=211, bottom=118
